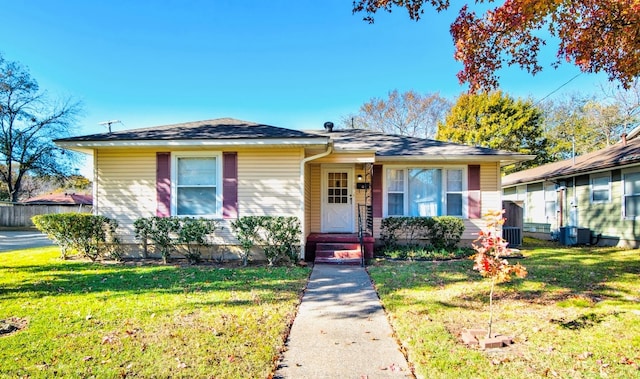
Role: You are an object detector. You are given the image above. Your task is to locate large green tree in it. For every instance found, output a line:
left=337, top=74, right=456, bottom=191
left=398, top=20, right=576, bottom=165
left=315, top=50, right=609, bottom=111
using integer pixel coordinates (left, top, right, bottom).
left=353, top=0, right=640, bottom=92
left=341, top=89, right=450, bottom=138
left=540, top=94, right=629, bottom=161
left=436, top=91, right=548, bottom=173
left=0, top=54, right=81, bottom=202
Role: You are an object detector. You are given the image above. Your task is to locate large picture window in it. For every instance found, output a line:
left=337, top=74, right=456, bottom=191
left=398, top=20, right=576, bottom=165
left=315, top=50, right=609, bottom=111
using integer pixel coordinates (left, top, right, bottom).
left=385, top=167, right=465, bottom=217
left=172, top=153, right=221, bottom=217
left=624, top=171, right=640, bottom=219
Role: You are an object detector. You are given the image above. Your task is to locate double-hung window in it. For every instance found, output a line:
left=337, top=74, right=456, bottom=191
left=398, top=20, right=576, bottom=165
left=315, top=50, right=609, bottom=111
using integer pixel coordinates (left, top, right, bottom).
left=172, top=152, right=222, bottom=217
left=385, top=167, right=465, bottom=217
left=591, top=173, right=611, bottom=203
left=544, top=183, right=557, bottom=221
left=387, top=169, right=405, bottom=216
left=623, top=171, right=640, bottom=219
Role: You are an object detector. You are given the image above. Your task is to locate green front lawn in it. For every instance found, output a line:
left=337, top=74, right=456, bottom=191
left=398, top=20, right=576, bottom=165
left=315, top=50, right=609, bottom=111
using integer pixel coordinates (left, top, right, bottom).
left=368, top=240, right=640, bottom=378
left=0, top=248, right=310, bottom=378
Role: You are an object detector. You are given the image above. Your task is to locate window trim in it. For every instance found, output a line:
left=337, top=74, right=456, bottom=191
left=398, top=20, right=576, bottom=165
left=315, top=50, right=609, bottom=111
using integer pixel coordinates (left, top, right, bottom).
left=544, top=182, right=557, bottom=222
left=590, top=172, right=611, bottom=204
left=622, top=168, right=640, bottom=220
left=171, top=151, right=223, bottom=218
left=383, top=165, right=468, bottom=218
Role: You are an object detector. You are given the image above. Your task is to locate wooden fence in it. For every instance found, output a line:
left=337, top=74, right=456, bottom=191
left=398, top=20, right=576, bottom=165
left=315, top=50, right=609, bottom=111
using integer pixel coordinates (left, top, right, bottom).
left=0, top=203, right=92, bottom=228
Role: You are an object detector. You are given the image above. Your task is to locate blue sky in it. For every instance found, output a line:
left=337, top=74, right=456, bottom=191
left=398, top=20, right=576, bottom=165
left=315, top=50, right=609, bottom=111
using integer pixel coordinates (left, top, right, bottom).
left=1, top=0, right=607, bottom=138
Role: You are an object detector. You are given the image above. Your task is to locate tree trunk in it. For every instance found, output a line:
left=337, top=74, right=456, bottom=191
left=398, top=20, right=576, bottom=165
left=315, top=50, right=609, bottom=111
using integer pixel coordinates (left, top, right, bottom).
left=487, top=277, right=495, bottom=339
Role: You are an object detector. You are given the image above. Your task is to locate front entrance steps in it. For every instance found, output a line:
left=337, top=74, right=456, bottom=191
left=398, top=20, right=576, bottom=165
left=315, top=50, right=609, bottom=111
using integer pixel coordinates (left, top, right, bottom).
left=305, top=233, right=374, bottom=264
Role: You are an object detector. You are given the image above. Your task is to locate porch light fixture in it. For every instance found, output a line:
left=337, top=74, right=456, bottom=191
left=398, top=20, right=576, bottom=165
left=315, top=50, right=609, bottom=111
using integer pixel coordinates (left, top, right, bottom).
left=357, top=174, right=363, bottom=181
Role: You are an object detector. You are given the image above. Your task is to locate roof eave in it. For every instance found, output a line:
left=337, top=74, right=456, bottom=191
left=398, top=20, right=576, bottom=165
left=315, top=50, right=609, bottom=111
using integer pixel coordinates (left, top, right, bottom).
left=503, top=160, right=640, bottom=187
left=375, top=154, right=535, bottom=166
left=55, top=137, right=330, bottom=152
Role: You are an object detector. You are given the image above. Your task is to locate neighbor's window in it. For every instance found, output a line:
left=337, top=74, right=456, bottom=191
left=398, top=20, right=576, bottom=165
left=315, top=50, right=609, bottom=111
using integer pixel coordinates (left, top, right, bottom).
left=385, top=167, right=465, bottom=217
left=173, top=153, right=221, bottom=217
left=591, top=173, right=611, bottom=203
left=623, top=171, right=640, bottom=219
left=544, top=183, right=557, bottom=221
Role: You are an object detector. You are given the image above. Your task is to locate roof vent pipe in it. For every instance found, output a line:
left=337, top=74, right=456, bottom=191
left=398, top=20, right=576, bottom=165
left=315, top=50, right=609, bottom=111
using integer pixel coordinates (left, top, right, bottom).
left=622, top=133, right=627, bottom=145
left=324, top=121, right=334, bottom=132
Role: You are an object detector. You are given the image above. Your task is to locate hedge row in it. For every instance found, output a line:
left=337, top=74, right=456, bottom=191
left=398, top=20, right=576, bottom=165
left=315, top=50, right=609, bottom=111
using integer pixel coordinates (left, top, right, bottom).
left=230, top=216, right=301, bottom=266
left=380, top=216, right=465, bottom=250
left=32, top=213, right=120, bottom=261
left=133, top=216, right=220, bottom=264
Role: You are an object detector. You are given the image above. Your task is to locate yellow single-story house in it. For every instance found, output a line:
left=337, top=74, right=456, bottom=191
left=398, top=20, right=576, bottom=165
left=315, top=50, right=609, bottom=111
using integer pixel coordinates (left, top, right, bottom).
left=56, top=118, right=531, bottom=262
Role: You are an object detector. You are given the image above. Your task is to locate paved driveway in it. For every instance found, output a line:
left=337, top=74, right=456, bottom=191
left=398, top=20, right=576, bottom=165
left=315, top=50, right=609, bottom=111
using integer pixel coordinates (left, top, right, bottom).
left=0, top=230, right=54, bottom=252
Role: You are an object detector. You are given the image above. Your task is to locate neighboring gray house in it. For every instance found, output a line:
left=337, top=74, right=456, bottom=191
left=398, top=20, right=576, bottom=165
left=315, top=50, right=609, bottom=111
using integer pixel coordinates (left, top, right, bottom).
left=502, top=130, right=640, bottom=248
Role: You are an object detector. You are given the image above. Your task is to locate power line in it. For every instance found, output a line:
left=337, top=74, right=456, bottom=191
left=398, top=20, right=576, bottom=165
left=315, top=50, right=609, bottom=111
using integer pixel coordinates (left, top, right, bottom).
left=533, top=72, right=583, bottom=106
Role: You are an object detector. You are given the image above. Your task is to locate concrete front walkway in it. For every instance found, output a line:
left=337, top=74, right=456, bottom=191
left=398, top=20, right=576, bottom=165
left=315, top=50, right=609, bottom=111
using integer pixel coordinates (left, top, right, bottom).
left=275, top=264, right=413, bottom=379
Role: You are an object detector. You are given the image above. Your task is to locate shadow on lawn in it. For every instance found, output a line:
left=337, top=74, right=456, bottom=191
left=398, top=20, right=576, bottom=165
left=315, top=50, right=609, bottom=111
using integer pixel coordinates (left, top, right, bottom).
left=0, top=258, right=310, bottom=304
left=370, top=244, right=640, bottom=310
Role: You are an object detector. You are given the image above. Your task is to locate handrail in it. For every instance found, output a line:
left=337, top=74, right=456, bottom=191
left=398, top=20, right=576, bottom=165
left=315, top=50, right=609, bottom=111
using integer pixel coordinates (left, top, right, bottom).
left=357, top=203, right=367, bottom=267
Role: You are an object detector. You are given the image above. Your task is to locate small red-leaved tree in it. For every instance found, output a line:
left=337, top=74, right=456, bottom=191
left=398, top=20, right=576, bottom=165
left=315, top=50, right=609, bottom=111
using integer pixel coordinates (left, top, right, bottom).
left=472, top=209, right=527, bottom=338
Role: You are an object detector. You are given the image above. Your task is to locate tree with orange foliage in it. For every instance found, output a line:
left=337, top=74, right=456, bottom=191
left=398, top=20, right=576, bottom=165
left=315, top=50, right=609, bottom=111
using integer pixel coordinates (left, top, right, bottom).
left=471, top=209, right=527, bottom=338
left=352, top=0, right=640, bottom=92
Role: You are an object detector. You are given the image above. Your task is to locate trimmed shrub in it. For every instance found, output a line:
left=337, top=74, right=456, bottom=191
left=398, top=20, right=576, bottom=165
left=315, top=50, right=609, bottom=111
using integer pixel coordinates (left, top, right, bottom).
left=32, top=213, right=120, bottom=260
left=133, top=216, right=180, bottom=263
left=230, top=216, right=301, bottom=266
left=430, top=216, right=465, bottom=249
left=134, top=216, right=221, bottom=263
left=177, top=218, right=220, bottom=264
left=230, top=216, right=261, bottom=266
left=379, top=216, right=465, bottom=253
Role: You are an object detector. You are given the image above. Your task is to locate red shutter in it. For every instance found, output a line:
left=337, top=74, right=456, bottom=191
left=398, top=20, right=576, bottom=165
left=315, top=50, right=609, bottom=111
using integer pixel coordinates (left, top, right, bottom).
left=223, top=152, right=238, bottom=219
left=372, top=164, right=383, bottom=218
left=156, top=152, right=171, bottom=217
left=468, top=165, right=481, bottom=219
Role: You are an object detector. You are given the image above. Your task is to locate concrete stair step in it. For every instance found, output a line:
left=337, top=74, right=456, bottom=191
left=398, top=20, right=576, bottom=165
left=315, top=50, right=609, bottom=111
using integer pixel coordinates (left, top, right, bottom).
left=316, top=242, right=361, bottom=250
left=314, top=257, right=362, bottom=265
left=315, top=249, right=362, bottom=259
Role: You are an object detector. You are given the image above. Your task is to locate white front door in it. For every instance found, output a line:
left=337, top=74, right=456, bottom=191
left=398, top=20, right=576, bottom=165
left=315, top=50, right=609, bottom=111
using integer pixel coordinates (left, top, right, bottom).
left=321, top=167, right=354, bottom=233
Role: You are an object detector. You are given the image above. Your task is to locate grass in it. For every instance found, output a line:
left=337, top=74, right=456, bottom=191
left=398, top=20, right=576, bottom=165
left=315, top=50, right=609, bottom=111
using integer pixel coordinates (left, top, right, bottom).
left=0, top=247, right=310, bottom=378
left=368, top=239, right=640, bottom=379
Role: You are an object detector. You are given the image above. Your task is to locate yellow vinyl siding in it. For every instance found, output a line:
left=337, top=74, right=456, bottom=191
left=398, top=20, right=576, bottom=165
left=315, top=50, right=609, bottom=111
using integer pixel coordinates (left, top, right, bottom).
left=463, top=162, right=501, bottom=241
left=308, top=164, right=322, bottom=233
left=95, top=150, right=156, bottom=243
left=95, top=147, right=304, bottom=245
left=312, top=153, right=375, bottom=164
left=237, top=148, right=302, bottom=217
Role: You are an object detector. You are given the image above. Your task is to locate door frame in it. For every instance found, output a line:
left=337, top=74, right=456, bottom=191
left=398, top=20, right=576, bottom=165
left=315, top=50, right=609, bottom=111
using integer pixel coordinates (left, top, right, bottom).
left=320, top=164, right=355, bottom=233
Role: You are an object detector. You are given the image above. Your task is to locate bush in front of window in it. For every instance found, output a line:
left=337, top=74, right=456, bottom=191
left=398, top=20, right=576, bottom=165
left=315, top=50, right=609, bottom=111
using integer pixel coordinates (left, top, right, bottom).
left=380, top=217, right=436, bottom=249
left=231, top=216, right=261, bottom=266
left=177, top=218, right=221, bottom=264
left=134, top=216, right=181, bottom=263
left=230, top=216, right=301, bottom=266
left=429, top=216, right=465, bottom=249
left=33, top=213, right=120, bottom=261
left=134, top=216, right=222, bottom=264
left=380, top=216, right=465, bottom=252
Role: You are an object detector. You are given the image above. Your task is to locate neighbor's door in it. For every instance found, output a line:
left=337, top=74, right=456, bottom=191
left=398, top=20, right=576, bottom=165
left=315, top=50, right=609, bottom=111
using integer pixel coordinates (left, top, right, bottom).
left=321, top=167, right=354, bottom=233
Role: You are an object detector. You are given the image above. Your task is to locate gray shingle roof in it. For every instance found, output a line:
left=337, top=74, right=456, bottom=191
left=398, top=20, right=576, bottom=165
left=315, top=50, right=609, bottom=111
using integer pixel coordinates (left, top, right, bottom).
left=307, top=128, right=529, bottom=159
left=56, top=118, right=531, bottom=163
left=502, top=137, right=640, bottom=187
left=56, top=118, right=321, bottom=142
